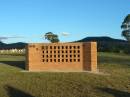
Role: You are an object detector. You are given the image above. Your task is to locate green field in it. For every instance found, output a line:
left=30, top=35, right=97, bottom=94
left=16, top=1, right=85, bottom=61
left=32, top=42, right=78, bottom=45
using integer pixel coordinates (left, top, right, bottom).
left=0, top=52, right=130, bottom=97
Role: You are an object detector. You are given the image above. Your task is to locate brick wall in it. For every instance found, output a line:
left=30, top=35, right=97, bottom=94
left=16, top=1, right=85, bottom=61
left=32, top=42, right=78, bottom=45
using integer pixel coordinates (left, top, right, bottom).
left=26, top=42, right=97, bottom=72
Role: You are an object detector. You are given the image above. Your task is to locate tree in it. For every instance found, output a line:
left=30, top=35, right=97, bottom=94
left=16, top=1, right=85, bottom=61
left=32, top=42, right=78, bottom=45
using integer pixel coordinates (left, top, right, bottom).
left=121, top=14, right=130, bottom=41
left=44, top=32, right=60, bottom=43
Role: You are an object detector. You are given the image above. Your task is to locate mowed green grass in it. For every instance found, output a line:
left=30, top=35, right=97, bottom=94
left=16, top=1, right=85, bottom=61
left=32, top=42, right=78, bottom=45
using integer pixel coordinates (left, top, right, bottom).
left=0, top=53, right=130, bottom=97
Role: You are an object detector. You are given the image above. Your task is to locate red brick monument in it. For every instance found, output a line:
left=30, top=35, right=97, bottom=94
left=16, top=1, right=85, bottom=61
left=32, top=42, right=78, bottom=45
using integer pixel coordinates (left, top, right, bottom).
left=26, top=42, right=97, bottom=72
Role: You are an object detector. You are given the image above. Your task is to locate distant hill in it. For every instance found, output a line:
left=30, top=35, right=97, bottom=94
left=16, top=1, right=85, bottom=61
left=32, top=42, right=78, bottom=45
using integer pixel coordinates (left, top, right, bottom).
left=0, top=42, right=27, bottom=49
left=77, top=36, right=130, bottom=53
left=77, top=36, right=127, bottom=43
left=1, top=36, right=130, bottom=54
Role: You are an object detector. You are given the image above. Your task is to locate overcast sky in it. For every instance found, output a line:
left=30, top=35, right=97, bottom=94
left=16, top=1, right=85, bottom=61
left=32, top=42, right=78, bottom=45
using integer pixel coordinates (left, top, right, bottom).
left=0, top=0, right=129, bottom=43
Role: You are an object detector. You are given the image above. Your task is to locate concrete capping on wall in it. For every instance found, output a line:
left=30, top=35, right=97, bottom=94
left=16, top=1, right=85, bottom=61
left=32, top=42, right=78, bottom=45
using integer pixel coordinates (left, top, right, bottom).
left=26, top=42, right=97, bottom=72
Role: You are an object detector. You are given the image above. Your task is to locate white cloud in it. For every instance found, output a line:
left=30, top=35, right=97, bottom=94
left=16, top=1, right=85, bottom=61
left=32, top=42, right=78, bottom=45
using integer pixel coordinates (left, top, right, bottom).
left=61, top=32, right=70, bottom=36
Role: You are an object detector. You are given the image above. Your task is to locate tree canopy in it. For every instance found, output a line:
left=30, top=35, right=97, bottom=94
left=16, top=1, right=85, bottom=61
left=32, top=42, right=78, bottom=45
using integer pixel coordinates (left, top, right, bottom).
left=121, top=14, right=130, bottom=41
left=44, top=32, right=60, bottom=43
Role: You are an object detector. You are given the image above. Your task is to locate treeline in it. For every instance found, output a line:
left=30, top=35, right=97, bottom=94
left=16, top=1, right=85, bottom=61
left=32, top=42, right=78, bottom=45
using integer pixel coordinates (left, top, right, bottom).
left=97, top=41, right=130, bottom=53
left=77, top=36, right=130, bottom=54
left=1, top=36, right=130, bottom=54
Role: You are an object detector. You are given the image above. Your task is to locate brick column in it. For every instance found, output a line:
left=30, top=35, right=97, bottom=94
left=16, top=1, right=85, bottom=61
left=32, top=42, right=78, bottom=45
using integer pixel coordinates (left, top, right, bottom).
left=83, top=42, right=97, bottom=72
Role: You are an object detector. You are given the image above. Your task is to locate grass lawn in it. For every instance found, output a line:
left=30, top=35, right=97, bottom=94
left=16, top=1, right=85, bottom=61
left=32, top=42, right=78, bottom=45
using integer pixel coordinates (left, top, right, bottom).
left=0, top=52, right=130, bottom=97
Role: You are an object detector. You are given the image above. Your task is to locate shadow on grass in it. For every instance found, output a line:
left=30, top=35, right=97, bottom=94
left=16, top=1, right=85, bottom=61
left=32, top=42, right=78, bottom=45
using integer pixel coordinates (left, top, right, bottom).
left=98, top=87, right=130, bottom=97
left=5, top=85, right=35, bottom=97
left=0, top=61, right=25, bottom=69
